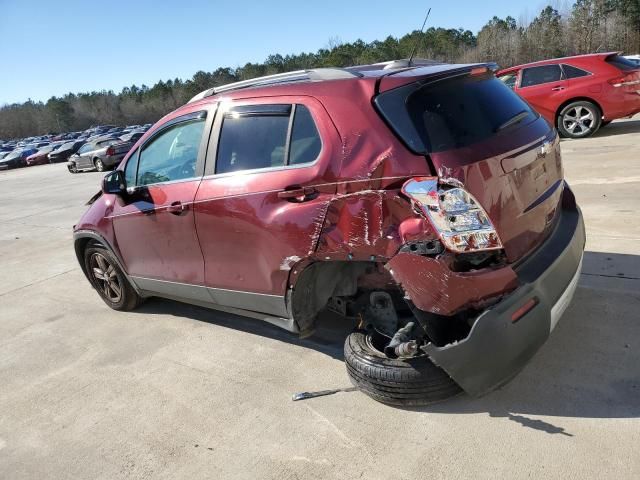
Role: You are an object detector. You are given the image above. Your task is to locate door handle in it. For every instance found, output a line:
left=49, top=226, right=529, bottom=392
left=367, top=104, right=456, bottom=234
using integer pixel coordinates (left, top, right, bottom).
left=167, top=201, right=188, bottom=215
left=551, top=86, right=565, bottom=91
left=278, top=186, right=318, bottom=202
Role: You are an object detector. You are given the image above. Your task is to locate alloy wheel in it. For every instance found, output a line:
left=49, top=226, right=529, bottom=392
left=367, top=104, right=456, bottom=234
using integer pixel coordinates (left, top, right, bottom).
left=562, top=106, right=595, bottom=136
left=95, top=159, right=104, bottom=172
left=90, top=252, right=122, bottom=303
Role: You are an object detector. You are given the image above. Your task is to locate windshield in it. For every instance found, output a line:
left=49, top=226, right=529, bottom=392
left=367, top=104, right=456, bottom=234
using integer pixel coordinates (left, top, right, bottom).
left=375, top=72, right=536, bottom=153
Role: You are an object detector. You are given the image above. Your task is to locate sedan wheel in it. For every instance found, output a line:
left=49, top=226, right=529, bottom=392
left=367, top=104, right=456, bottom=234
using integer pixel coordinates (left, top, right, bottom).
left=557, top=101, right=601, bottom=139
left=94, top=159, right=105, bottom=172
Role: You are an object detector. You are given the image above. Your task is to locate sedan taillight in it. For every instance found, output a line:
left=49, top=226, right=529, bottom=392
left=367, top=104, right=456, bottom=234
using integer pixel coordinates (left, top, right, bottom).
left=609, top=72, right=640, bottom=87
left=106, top=147, right=115, bottom=156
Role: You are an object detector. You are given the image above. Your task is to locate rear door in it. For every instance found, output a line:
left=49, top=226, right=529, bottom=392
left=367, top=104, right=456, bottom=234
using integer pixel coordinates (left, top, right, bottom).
left=193, top=97, right=339, bottom=316
left=111, top=107, right=215, bottom=295
left=517, top=64, right=568, bottom=121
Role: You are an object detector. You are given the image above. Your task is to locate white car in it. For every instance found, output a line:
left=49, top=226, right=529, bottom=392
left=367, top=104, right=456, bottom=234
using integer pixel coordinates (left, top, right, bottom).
left=624, top=54, right=640, bottom=66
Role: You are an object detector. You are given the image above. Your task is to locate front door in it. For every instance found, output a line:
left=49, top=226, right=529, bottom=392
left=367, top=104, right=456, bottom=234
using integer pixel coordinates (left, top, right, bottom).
left=193, top=98, right=339, bottom=316
left=111, top=108, right=215, bottom=296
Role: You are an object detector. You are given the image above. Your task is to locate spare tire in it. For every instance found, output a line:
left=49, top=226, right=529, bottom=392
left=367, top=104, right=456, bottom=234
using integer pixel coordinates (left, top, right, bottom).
left=344, top=330, right=461, bottom=406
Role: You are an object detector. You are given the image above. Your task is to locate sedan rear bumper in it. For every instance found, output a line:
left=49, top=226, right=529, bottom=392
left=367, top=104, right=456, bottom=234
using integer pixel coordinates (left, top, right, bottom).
left=424, top=186, right=585, bottom=396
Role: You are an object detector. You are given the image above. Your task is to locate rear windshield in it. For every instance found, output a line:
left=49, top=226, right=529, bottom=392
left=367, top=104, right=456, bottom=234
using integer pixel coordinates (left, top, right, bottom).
left=606, top=55, right=639, bottom=71
left=375, top=73, right=536, bottom=153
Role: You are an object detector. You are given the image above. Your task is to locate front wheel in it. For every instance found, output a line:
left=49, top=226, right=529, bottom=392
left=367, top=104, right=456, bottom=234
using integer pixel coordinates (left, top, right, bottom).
left=557, top=101, right=601, bottom=139
left=84, top=246, right=143, bottom=311
left=68, top=163, right=78, bottom=174
left=344, top=330, right=461, bottom=406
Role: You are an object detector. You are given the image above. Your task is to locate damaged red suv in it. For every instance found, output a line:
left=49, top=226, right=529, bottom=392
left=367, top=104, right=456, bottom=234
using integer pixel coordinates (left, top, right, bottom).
left=74, top=60, right=585, bottom=405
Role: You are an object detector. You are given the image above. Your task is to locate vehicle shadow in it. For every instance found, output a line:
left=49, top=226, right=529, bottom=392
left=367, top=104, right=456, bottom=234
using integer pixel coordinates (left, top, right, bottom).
left=133, top=250, right=639, bottom=422
left=591, top=118, right=640, bottom=137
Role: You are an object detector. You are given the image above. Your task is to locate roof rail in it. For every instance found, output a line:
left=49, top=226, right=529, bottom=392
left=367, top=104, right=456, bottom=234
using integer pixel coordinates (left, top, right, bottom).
left=187, top=68, right=361, bottom=104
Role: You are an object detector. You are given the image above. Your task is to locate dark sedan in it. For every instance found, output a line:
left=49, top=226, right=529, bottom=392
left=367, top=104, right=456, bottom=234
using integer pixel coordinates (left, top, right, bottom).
left=0, top=148, right=37, bottom=170
left=48, top=140, right=85, bottom=163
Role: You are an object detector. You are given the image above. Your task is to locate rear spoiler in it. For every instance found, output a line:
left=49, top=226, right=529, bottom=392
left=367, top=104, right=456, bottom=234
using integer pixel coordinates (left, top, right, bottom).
left=378, top=62, right=499, bottom=94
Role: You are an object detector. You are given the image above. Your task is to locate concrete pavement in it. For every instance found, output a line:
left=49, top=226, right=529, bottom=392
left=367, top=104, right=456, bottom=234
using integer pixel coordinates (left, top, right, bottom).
left=0, top=118, right=639, bottom=479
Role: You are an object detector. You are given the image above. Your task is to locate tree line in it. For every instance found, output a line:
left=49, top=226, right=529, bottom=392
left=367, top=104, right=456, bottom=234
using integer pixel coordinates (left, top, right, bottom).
left=1, top=0, right=639, bottom=140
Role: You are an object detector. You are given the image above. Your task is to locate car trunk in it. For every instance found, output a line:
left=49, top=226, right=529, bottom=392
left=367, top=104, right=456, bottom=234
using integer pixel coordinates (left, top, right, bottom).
left=375, top=68, right=564, bottom=262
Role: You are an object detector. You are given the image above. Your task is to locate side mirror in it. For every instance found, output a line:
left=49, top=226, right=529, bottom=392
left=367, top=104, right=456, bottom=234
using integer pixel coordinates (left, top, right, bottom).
left=102, top=170, right=126, bottom=195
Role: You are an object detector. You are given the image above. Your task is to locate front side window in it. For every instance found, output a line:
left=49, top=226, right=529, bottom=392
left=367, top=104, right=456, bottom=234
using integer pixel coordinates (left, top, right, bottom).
left=562, top=64, right=591, bottom=79
left=520, top=65, right=563, bottom=87
left=77, top=144, right=93, bottom=154
left=124, top=148, right=139, bottom=187
left=136, top=117, right=205, bottom=186
left=216, top=104, right=321, bottom=174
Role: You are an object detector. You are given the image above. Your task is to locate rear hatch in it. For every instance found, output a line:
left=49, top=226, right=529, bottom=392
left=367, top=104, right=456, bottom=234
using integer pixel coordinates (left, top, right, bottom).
left=604, top=53, right=640, bottom=93
left=375, top=67, right=564, bottom=262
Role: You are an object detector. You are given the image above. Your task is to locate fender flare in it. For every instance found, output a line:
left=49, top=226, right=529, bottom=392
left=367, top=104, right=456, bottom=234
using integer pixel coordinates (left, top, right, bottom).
left=73, top=229, right=142, bottom=294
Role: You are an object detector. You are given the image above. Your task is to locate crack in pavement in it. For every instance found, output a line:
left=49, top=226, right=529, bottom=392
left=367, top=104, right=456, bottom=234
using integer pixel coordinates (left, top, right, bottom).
left=0, top=268, right=76, bottom=298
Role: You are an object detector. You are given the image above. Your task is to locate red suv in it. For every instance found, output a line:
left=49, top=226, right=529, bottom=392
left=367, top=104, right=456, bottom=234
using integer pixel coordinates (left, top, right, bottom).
left=497, top=52, right=640, bottom=138
left=74, top=60, right=585, bottom=405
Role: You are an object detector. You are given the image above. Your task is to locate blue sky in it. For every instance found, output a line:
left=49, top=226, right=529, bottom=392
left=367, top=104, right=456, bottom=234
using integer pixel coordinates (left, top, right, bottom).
left=0, top=0, right=533, bottom=104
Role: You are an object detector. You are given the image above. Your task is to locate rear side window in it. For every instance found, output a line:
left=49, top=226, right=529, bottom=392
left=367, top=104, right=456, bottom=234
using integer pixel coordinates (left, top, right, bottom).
left=562, top=64, right=591, bottom=78
left=521, top=65, right=563, bottom=87
left=290, top=105, right=321, bottom=165
left=605, top=55, right=639, bottom=71
left=375, top=73, right=536, bottom=153
left=216, top=104, right=321, bottom=174
left=217, top=114, right=289, bottom=174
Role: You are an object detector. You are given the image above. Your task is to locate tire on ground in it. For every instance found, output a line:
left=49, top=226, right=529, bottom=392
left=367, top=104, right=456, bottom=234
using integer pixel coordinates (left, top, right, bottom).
left=344, top=330, right=461, bottom=406
left=84, top=245, right=143, bottom=311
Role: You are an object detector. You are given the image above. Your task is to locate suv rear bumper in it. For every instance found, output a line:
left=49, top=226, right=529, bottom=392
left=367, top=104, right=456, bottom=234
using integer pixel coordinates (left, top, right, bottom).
left=423, top=186, right=586, bottom=396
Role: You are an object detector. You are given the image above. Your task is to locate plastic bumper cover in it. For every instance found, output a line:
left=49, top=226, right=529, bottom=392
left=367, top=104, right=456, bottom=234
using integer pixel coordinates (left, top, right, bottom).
left=424, top=190, right=586, bottom=396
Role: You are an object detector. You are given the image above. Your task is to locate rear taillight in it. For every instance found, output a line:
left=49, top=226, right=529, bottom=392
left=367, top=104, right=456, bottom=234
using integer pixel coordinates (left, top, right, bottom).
left=609, top=72, right=640, bottom=87
left=106, top=147, right=115, bottom=156
left=402, top=177, right=503, bottom=253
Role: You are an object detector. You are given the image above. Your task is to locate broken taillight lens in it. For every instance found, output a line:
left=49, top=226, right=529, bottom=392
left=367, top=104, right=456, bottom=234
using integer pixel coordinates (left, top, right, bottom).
left=402, top=177, right=503, bottom=253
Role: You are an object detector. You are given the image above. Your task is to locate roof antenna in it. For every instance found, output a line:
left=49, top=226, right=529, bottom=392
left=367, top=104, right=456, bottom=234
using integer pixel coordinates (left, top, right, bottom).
left=407, top=7, right=431, bottom=67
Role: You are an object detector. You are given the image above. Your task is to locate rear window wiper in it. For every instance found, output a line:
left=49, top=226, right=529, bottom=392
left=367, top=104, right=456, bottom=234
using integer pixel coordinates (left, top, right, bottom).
left=495, top=110, right=530, bottom=132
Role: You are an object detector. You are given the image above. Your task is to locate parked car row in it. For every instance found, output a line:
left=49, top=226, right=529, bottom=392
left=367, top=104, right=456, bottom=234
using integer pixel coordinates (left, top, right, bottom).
left=0, top=123, right=152, bottom=171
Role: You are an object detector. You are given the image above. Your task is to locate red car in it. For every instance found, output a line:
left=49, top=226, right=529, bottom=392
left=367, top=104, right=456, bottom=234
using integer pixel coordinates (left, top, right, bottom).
left=74, top=60, right=585, bottom=405
left=25, top=145, right=57, bottom=166
left=497, top=52, right=640, bottom=138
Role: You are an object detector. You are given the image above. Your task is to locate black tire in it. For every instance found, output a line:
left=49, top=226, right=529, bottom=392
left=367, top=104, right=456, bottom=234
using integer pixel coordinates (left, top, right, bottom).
left=84, top=245, right=143, bottom=311
left=557, top=101, right=601, bottom=139
left=344, top=330, right=462, bottom=406
left=68, top=163, right=78, bottom=174
left=601, top=120, right=612, bottom=127
left=94, top=158, right=105, bottom=172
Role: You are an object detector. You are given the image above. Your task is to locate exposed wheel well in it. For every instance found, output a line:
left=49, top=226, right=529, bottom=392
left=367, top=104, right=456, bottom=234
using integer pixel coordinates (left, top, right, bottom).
left=74, top=237, right=103, bottom=280
left=290, top=261, right=387, bottom=335
left=555, top=97, right=603, bottom=125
